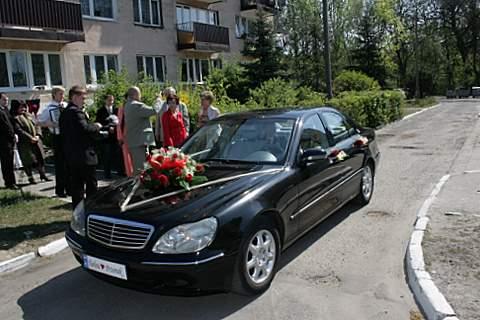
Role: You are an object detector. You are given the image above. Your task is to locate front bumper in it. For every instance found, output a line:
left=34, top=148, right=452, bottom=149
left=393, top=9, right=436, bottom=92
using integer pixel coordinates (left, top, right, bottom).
left=66, top=230, right=236, bottom=296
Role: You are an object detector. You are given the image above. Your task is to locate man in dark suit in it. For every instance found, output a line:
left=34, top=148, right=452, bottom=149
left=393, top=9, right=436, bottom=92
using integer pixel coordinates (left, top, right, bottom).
left=0, top=93, right=18, bottom=189
left=59, top=86, right=102, bottom=209
left=95, top=94, right=124, bottom=179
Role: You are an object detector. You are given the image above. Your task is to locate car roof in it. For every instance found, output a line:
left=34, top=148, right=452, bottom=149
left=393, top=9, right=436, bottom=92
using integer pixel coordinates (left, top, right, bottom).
left=217, top=106, right=339, bottom=120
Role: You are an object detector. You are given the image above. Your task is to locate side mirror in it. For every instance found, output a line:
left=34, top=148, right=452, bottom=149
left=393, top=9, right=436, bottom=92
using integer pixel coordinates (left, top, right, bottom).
left=301, top=148, right=328, bottom=164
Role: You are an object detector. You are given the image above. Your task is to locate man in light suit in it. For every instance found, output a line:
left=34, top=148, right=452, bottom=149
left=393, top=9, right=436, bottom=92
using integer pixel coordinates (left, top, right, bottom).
left=124, top=86, right=159, bottom=174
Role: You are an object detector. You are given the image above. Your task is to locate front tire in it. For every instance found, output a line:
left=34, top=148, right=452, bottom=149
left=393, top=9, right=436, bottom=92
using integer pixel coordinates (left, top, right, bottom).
left=355, top=163, right=374, bottom=205
left=231, top=217, right=280, bottom=296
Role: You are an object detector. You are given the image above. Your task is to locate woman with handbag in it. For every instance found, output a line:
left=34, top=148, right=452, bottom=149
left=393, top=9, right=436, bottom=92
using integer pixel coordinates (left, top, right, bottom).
left=11, top=100, right=50, bottom=184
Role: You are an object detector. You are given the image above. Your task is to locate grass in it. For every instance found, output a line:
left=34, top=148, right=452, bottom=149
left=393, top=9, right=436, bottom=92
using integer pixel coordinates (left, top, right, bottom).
left=0, top=189, right=71, bottom=251
left=405, top=97, right=438, bottom=109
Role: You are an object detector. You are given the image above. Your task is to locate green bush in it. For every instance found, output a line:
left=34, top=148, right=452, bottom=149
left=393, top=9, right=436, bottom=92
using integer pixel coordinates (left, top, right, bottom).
left=93, top=69, right=132, bottom=114
left=206, top=63, right=250, bottom=103
left=333, top=70, right=380, bottom=93
left=90, top=68, right=404, bottom=135
left=330, top=90, right=405, bottom=127
left=295, top=86, right=327, bottom=107
left=246, top=78, right=299, bottom=109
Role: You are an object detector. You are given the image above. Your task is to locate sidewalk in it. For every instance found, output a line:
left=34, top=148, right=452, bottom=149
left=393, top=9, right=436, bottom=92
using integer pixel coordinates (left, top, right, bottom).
left=422, top=109, right=480, bottom=320
left=14, top=166, right=114, bottom=200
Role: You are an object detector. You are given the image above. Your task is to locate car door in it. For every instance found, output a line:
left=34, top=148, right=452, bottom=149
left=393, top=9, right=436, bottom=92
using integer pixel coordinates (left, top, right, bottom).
left=320, top=111, right=366, bottom=204
left=292, top=114, right=340, bottom=233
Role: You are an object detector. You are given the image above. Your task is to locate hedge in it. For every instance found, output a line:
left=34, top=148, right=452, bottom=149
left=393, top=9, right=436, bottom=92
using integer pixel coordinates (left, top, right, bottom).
left=330, top=90, right=405, bottom=128
left=90, top=72, right=404, bottom=133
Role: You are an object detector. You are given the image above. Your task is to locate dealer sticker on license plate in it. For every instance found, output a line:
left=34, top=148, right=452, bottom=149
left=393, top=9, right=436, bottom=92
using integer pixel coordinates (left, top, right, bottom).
left=83, top=255, right=128, bottom=280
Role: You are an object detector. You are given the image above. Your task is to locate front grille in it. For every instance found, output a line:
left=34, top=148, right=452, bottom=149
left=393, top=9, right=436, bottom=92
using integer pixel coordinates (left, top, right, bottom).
left=87, top=215, right=154, bottom=250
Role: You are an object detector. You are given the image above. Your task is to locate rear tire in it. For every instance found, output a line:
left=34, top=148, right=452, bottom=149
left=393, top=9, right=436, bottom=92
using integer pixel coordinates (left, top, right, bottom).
left=354, top=163, right=374, bottom=205
left=231, top=217, right=281, bottom=296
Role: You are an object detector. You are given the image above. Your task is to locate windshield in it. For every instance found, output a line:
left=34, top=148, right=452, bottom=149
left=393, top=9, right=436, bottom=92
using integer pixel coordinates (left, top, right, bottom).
left=182, top=118, right=296, bottom=164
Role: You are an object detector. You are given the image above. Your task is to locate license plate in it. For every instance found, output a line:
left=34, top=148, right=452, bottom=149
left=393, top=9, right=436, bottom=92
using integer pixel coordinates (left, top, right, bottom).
left=83, top=255, right=127, bottom=280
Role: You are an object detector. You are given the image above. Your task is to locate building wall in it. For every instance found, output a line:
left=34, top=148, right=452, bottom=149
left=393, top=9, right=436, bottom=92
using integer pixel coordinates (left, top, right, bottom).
left=1, top=0, right=252, bottom=103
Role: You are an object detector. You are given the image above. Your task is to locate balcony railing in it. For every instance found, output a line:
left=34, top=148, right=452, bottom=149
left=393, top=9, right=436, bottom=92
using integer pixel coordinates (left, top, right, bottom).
left=241, top=0, right=277, bottom=11
left=177, top=22, right=230, bottom=52
left=0, top=0, right=84, bottom=42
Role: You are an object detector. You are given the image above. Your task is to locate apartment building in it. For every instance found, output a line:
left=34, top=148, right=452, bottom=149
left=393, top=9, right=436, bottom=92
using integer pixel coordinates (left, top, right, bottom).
left=0, top=0, right=279, bottom=104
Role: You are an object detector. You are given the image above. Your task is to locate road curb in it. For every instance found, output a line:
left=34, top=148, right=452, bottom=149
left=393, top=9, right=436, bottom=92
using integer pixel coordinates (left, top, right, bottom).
left=406, top=174, right=458, bottom=320
left=37, top=237, right=68, bottom=257
left=0, top=236, right=68, bottom=274
left=0, top=252, right=36, bottom=274
left=402, top=103, right=441, bottom=121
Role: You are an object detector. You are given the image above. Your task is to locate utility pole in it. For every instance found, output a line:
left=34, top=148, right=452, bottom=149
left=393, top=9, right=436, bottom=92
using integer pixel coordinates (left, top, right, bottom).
left=414, top=0, right=421, bottom=99
left=322, top=0, right=333, bottom=99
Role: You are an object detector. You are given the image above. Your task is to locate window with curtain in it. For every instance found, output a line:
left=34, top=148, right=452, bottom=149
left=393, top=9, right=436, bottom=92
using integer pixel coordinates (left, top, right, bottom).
left=82, top=0, right=114, bottom=19
left=137, top=55, right=166, bottom=83
left=134, top=0, right=163, bottom=26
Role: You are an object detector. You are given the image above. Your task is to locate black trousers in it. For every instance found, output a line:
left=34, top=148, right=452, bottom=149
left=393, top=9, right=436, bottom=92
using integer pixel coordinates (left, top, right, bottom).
left=101, top=142, right=124, bottom=178
left=69, top=164, right=97, bottom=209
left=53, top=135, right=69, bottom=195
left=24, top=147, right=47, bottom=179
left=0, top=144, right=16, bottom=187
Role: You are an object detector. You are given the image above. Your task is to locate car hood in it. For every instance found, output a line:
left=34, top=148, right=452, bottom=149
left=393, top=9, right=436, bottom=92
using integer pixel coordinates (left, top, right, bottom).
left=86, top=164, right=282, bottom=225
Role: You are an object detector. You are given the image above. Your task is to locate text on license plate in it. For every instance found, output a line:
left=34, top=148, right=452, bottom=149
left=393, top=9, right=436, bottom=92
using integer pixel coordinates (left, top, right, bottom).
left=83, top=255, right=127, bottom=280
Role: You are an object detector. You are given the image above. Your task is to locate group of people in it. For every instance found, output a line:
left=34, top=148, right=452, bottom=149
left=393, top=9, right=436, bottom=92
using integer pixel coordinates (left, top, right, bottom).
left=0, top=85, right=220, bottom=209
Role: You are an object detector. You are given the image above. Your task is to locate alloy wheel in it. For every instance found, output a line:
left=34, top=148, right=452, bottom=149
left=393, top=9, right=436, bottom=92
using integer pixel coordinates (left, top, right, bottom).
left=245, top=229, right=276, bottom=285
left=362, top=165, right=373, bottom=201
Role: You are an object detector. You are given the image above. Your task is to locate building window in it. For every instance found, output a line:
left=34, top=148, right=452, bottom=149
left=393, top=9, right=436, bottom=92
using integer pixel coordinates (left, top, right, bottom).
left=137, top=55, right=165, bottom=82
left=0, top=51, right=63, bottom=90
left=134, top=0, right=163, bottom=26
left=81, top=0, right=114, bottom=19
left=180, top=58, right=221, bottom=83
left=176, top=5, right=219, bottom=31
left=0, top=53, right=9, bottom=87
left=84, top=54, right=119, bottom=84
left=48, top=55, right=63, bottom=86
left=235, top=16, right=251, bottom=38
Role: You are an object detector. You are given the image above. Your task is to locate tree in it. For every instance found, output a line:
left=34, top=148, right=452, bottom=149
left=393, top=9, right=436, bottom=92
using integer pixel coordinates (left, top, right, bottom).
left=352, top=1, right=387, bottom=86
left=282, top=0, right=325, bottom=91
left=243, top=9, right=284, bottom=89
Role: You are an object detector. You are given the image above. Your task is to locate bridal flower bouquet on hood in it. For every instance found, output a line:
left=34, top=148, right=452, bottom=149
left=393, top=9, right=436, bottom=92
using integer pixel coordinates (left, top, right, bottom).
left=140, top=147, right=207, bottom=191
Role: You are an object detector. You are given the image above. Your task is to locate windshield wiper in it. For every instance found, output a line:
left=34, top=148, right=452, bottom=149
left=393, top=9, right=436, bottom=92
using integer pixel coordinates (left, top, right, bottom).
left=203, top=158, right=259, bottom=165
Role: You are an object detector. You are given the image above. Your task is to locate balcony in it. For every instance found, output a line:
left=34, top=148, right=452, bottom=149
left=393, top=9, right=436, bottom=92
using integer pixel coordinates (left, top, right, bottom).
left=241, top=0, right=277, bottom=11
left=177, top=22, right=230, bottom=52
left=0, top=0, right=84, bottom=42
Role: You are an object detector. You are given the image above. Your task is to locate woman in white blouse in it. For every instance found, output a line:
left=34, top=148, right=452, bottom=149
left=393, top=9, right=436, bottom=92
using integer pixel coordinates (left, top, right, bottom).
left=198, top=91, right=220, bottom=128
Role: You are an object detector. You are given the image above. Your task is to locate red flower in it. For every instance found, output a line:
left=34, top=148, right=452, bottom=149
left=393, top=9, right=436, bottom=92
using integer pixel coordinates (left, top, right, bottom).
left=154, top=154, right=164, bottom=163
left=149, top=159, right=163, bottom=171
left=195, top=164, right=205, bottom=173
left=173, top=167, right=183, bottom=177
left=172, top=153, right=178, bottom=159
left=158, top=174, right=169, bottom=187
left=185, top=174, right=193, bottom=183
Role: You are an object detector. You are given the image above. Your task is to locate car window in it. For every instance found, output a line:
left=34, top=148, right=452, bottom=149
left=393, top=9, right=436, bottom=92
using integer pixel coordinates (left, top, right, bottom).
left=322, top=112, right=354, bottom=144
left=182, top=118, right=296, bottom=164
left=300, top=115, right=329, bottom=151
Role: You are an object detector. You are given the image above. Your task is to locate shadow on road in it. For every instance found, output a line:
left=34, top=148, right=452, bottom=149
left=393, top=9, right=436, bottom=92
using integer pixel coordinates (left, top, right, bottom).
left=17, top=203, right=362, bottom=320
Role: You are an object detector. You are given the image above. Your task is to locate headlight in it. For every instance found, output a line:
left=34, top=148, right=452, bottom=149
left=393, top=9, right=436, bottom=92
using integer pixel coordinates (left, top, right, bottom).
left=70, top=200, right=86, bottom=236
left=152, top=217, right=218, bottom=254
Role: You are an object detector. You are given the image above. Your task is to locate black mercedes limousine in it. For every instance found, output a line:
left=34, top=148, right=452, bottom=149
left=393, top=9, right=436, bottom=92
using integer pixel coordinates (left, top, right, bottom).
left=66, top=107, right=380, bottom=296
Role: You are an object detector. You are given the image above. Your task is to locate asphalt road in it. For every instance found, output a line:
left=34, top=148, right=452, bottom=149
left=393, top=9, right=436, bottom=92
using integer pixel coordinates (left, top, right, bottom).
left=1, top=100, right=479, bottom=320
